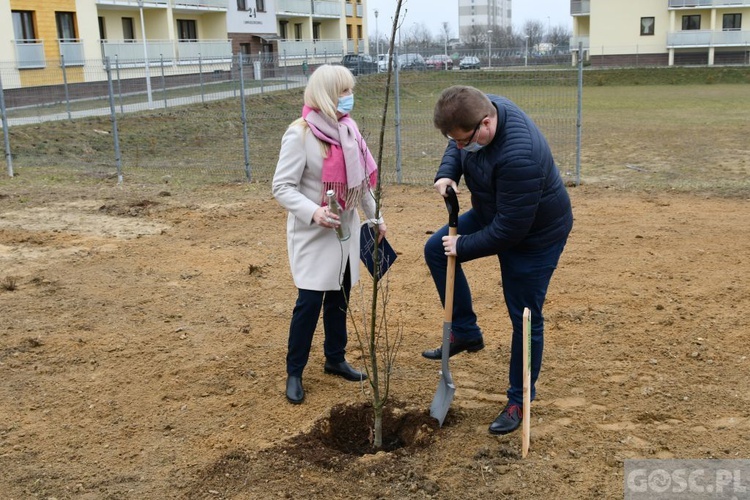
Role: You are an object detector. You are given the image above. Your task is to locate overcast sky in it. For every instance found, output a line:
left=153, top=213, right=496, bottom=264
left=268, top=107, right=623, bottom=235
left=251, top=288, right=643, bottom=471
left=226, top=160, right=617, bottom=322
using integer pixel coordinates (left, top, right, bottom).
left=367, top=0, right=571, bottom=38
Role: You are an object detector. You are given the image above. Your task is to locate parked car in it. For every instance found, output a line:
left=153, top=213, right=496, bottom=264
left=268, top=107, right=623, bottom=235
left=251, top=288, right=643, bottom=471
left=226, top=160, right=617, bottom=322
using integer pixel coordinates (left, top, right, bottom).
left=459, top=55, right=481, bottom=70
left=396, top=53, right=426, bottom=71
left=377, top=53, right=391, bottom=73
left=425, top=54, right=453, bottom=70
left=341, top=54, right=378, bottom=75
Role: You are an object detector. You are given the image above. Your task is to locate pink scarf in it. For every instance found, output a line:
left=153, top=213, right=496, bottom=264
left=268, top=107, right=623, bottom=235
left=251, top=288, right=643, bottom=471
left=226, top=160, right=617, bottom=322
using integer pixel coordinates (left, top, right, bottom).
left=302, top=105, right=378, bottom=210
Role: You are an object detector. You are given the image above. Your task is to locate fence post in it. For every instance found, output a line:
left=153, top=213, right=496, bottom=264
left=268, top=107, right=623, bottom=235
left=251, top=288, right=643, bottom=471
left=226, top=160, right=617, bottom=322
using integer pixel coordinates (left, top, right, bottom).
left=283, top=49, right=289, bottom=90
left=231, top=55, right=237, bottom=98
left=576, top=42, right=583, bottom=187
left=0, top=72, right=13, bottom=178
left=258, top=51, right=265, bottom=94
left=115, top=55, right=124, bottom=115
left=238, top=54, right=251, bottom=181
left=199, top=54, right=205, bottom=104
left=394, top=47, right=402, bottom=184
left=160, top=54, right=167, bottom=109
left=60, top=54, right=72, bottom=121
left=105, top=57, right=124, bottom=184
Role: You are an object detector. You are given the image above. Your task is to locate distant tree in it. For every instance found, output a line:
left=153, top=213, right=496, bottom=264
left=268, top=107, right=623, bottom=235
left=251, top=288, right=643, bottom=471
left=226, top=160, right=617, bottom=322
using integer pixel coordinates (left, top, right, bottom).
left=402, top=22, right=433, bottom=53
left=522, top=19, right=545, bottom=53
left=548, top=24, right=572, bottom=49
left=492, top=25, right=515, bottom=50
left=463, top=25, right=486, bottom=50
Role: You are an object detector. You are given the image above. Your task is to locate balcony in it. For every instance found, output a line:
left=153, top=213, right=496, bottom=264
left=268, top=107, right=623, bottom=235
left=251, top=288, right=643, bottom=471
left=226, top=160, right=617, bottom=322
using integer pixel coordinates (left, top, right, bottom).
left=172, top=0, right=228, bottom=11
left=95, top=0, right=169, bottom=7
left=668, top=0, right=750, bottom=7
left=569, top=36, right=590, bottom=49
left=277, top=0, right=312, bottom=15
left=667, top=29, right=750, bottom=46
left=14, top=40, right=46, bottom=69
left=100, top=39, right=231, bottom=64
left=95, top=0, right=226, bottom=9
left=59, top=40, right=85, bottom=66
left=277, top=39, right=345, bottom=59
left=177, top=40, right=232, bottom=61
left=101, top=39, right=175, bottom=65
left=571, top=0, right=590, bottom=15
left=313, top=0, right=341, bottom=17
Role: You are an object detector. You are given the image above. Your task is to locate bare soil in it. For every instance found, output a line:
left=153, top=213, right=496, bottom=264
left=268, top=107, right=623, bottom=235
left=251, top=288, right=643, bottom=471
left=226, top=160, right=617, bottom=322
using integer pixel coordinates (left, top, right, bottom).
left=1, top=181, right=748, bottom=499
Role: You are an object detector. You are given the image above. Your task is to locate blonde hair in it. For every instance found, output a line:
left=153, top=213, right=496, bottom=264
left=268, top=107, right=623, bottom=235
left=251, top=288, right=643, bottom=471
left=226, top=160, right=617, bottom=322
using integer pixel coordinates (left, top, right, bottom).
left=304, top=64, right=356, bottom=121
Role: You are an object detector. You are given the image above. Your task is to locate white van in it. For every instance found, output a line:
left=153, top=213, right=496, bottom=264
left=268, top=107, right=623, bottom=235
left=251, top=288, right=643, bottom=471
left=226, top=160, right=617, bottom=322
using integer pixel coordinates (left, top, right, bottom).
left=377, top=54, right=390, bottom=73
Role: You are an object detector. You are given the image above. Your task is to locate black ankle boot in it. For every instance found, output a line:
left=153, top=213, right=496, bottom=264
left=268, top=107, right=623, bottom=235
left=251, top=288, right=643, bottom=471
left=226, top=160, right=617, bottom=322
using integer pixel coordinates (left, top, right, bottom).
left=286, top=375, right=304, bottom=404
left=324, top=360, right=367, bottom=381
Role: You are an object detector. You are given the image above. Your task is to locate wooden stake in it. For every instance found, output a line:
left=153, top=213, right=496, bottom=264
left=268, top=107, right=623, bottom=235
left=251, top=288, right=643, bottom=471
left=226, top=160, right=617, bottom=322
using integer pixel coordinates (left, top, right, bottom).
left=522, top=307, right=531, bottom=458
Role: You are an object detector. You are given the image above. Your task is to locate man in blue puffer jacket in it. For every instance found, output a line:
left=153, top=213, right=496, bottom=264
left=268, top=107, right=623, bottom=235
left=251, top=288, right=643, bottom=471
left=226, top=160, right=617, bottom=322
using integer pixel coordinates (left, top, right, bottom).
left=422, top=85, right=573, bottom=435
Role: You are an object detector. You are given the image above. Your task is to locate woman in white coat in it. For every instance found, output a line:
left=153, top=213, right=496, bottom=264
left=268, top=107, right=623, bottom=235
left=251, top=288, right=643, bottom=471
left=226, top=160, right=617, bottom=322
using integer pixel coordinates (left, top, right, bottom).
left=272, top=64, right=387, bottom=404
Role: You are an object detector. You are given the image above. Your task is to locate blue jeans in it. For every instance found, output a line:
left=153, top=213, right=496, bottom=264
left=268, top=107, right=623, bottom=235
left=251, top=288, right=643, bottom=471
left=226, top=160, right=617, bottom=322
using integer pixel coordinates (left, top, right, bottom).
left=424, top=209, right=568, bottom=405
left=286, top=262, right=351, bottom=377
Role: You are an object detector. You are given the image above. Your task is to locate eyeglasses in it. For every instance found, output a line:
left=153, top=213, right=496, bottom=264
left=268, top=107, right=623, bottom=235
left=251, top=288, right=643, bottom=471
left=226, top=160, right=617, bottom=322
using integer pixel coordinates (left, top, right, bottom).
left=446, top=116, right=486, bottom=146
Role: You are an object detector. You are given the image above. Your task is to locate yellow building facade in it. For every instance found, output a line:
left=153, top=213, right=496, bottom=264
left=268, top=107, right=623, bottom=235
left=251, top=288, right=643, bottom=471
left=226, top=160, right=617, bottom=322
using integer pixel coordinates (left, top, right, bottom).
left=571, top=0, right=750, bottom=66
left=1, top=0, right=231, bottom=89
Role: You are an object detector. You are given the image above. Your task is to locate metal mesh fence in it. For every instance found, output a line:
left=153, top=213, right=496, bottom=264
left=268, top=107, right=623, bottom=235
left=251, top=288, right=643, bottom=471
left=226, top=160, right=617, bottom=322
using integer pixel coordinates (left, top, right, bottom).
left=1, top=54, right=580, bottom=186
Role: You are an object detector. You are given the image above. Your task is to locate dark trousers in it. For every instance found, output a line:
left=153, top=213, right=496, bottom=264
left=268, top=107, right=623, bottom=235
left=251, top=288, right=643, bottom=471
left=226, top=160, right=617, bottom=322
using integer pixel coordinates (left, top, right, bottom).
left=286, top=262, right=351, bottom=377
left=424, top=209, right=568, bottom=405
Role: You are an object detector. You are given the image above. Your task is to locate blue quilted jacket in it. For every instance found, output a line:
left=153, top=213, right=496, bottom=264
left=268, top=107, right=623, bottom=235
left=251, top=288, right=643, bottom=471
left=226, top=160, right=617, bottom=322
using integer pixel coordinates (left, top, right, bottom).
left=435, top=94, right=573, bottom=261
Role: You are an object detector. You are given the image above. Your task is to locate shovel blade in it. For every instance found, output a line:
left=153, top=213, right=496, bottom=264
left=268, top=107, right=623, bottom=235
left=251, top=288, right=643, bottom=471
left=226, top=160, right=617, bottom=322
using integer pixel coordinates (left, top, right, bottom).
left=429, top=375, right=455, bottom=427
left=429, top=321, right=456, bottom=427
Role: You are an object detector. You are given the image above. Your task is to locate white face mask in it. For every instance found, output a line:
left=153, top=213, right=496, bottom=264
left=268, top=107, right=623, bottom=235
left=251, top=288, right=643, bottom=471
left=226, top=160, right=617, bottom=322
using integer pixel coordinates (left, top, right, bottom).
left=337, top=94, right=354, bottom=114
left=462, top=141, right=484, bottom=153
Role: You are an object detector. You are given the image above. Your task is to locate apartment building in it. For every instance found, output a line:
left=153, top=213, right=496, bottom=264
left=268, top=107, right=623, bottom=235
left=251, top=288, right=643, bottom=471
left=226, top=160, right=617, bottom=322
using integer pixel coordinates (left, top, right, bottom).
left=458, top=0, right=511, bottom=42
left=2, top=0, right=367, bottom=91
left=571, top=0, right=750, bottom=66
left=231, top=0, right=367, bottom=62
left=1, top=0, right=231, bottom=89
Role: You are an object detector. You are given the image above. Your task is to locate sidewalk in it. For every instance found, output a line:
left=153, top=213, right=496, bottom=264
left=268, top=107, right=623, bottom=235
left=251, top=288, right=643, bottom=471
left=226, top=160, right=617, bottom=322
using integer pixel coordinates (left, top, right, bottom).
left=2, top=76, right=307, bottom=128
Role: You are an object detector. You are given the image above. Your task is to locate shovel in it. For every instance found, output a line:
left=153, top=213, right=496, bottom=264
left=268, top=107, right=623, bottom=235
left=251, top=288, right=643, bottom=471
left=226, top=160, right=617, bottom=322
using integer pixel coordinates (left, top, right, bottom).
left=429, top=186, right=459, bottom=427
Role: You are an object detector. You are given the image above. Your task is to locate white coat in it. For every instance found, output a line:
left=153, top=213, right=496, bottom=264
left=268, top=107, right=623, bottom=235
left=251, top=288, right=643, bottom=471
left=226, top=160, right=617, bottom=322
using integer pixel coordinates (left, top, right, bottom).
left=272, top=121, right=379, bottom=291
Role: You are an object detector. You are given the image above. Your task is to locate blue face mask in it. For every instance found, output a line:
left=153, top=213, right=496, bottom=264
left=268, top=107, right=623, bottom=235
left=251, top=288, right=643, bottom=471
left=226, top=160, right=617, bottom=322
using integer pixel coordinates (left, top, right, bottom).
left=462, top=141, right=484, bottom=153
left=337, top=94, right=354, bottom=114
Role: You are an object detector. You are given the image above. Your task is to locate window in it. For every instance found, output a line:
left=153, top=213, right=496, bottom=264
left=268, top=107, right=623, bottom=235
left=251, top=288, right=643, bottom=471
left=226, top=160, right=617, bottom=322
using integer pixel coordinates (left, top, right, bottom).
left=237, top=0, right=247, bottom=10
left=12, top=11, right=36, bottom=41
left=313, top=22, right=321, bottom=41
left=98, top=16, right=107, bottom=40
left=56, top=12, right=77, bottom=41
left=346, top=24, right=352, bottom=39
left=256, top=0, right=266, bottom=13
left=640, top=17, right=654, bottom=36
left=294, top=23, right=302, bottom=41
left=722, top=13, right=741, bottom=31
left=177, top=20, right=197, bottom=41
left=682, top=15, right=700, bottom=30
left=122, top=17, right=135, bottom=41
left=240, top=42, right=251, bottom=54
left=279, top=21, right=288, bottom=39
left=357, top=25, right=363, bottom=40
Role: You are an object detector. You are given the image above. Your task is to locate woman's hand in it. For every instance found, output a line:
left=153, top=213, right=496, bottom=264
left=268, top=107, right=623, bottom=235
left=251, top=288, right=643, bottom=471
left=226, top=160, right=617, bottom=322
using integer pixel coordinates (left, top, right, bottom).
left=375, top=223, right=387, bottom=243
left=314, top=206, right=340, bottom=228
